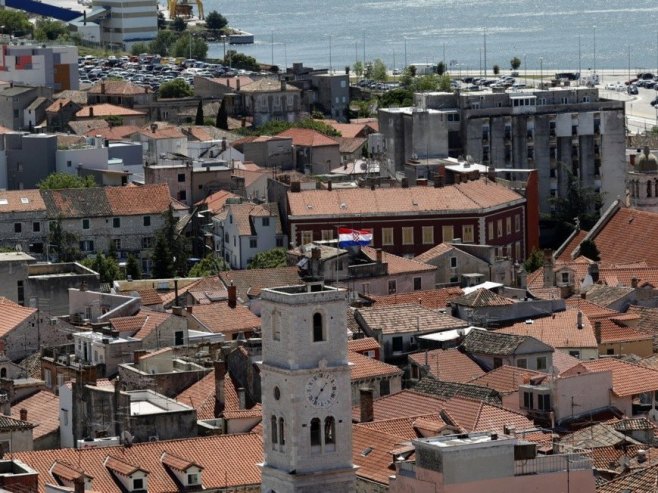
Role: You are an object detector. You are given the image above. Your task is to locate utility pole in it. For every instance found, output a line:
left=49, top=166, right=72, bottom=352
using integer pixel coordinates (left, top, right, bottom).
left=483, top=28, right=487, bottom=79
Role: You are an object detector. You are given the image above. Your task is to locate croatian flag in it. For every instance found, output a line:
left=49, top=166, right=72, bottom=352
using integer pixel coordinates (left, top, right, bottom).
left=338, top=228, right=372, bottom=247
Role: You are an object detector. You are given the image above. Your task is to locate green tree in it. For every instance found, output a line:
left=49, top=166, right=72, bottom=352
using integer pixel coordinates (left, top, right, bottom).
left=353, top=61, right=364, bottom=78
left=158, top=79, right=193, bottom=98
left=205, top=10, right=228, bottom=30
left=34, top=19, right=68, bottom=41
left=370, top=59, right=387, bottom=82
left=0, top=10, right=32, bottom=36
left=216, top=98, right=228, bottom=129
left=437, top=74, right=452, bottom=92
left=48, top=218, right=80, bottom=262
left=579, top=239, right=601, bottom=262
left=378, top=88, right=413, bottom=108
left=126, top=254, right=141, bottom=280
left=188, top=255, right=227, bottom=276
left=240, top=117, right=341, bottom=137
left=353, top=99, right=373, bottom=118
left=157, top=11, right=166, bottom=29
left=131, top=42, right=150, bottom=56
left=523, top=248, right=544, bottom=273
left=38, top=173, right=95, bottom=190
left=247, top=248, right=287, bottom=269
left=173, top=17, right=187, bottom=32
left=104, top=115, right=123, bottom=127
left=195, top=99, right=204, bottom=125
left=550, top=168, right=602, bottom=231
left=223, top=50, right=259, bottom=71
left=172, top=35, right=208, bottom=59
left=151, top=207, right=189, bottom=278
left=493, top=64, right=500, bottom=75
left=83, top=253, right=122, bottom=284
left=148, top=30, right=178, bottom=57
left=151, top=233, right=174, bottom=279
left=413, top=74, right=440, bottom=92
left=510, top=56, right=521, bottom=70
left=436, top=61, right=446, bottom=76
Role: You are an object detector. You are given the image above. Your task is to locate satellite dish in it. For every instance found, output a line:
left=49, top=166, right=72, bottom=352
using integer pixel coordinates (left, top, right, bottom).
left=121, top=430, right=133, bottom=446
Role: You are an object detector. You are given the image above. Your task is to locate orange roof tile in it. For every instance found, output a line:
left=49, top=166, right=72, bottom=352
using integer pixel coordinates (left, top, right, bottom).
left=87, top=80, right=151, bottom=96
left=356, top=414, right=450, bottom=440
left=189, top=303, right=261, bottom=336
left=137, top=125, right=185, bottom=140
left=11, top=390, right=59, bottom=440
left=352, top=426, right=408, bottom=485
left=352, top=390, right=446, bottom=422
left=348, top=337, right=381, bottom=353
left=563, top=358, right=658, bottom=397
left=104, top=456, right=146, bottom=476
left=441, top=396, right=535, bottom=434
left=287, top=178, right=524, bottom=218
left=598, top=319, right=653, bottom=344
left=497, top=309, right=598, bottom=350
left=356, top=303, right=467, bottom=336
left=84, top=125, right=140, bottom=140
left=349, top=351, right=403, bottom=381
left=135, top=288, right=163, bottom=306
left=76, top=104, right=146, bottom=118
left=0, top=297, right=37, bottom=337
left=555, top=229, right=588, bottom=262
left=408, top=349, right=485, bottom=384
left=564, top=297, right=620, bottom=319
left=176, top=371, right=216, bottom=420
left=50, top=461, right=85, bottom=481
left=15, top=434, right=263, bottom=493
left=106, top=183, right=172, bottom=216
left=366, top=287, right=464, bottom=309
left=414, top=242, right=456, bottom=263
left=467, top=365, right=544, bottom=394
left=218, top=267, right=302, bottom=302
left=194, top=189, right=240, bottom=213
left=324, top=122, right=371, bottom=139
left=160, top=451, right=203, bottom=471
left=361, top=246, right=436, bottom=275
left=0, top=190, right=47, bottom=213
left=276, top=128, right=339, bottom=147
left=239, top=78, right=298, bottom=93
left=208, top=76, right=254, bottom=90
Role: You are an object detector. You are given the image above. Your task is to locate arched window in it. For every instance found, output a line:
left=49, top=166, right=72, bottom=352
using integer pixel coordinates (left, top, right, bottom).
left=312, top=313, right=324, bottom=342
left=271, top=415, right=278, bottom=445
left=310, top=418, right=321, bottom=446
left=324, top=416, right=335, bottom=449
left=279, top=417, right=285, bottom=446
left=648, top=180, right=652, bottom=198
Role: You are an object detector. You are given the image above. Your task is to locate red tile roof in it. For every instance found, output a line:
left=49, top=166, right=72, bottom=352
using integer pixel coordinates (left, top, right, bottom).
left=441, top=396, right=535, bottom=434
left=598, top=318, right=652, bottom=344
left=467, top=365, right=544, bottom=394
left=287, top=178, right=524, bottom=218
left=356, top=414, right=451, bottom=440
left=349, top=351, right=403, bottom=381
left=14, top=434, right=263, bottom=493
left=84, top=125, right=140, bottom=140
left=365, top=287, right=464, bottom=309
left=352, top=390, right=446, bottom=422
left=0, top=297, right=37, bottom=337
left=408, top=349, right=485, bottom=383
left=176, top=371, right=216, bottom=420
left=189, top=303, right=261, bottom=336
left=360, top=246, right=436, bottom=275
left=88, top=80, right=151, bottom=96
left=76, top=104, right=146, bottom=118
left=106, top=183, right=172, bottom=215
left=276, top=128, right=339, bottom=147
left=555, top=229, right=588, bottom=262
left=355, top=303, right=467, bottom=336
left=11, top=390, right=60, bottom=440
left=104, top=455, right=146, bottom=476
left=348, top=337, right=381, bottom=353
left=352, top=426, right=407, bottom=485
left=563, top=358, right=658, bottom=397
left=218, top=267, right=302, bottom=301
left=564, top=297, right=620, bottom=319
left=0, top=190, right=46, bottom=213
left=160, top=451, right=203, bottom=471
left=137, top=124, right=185, bottom=140
left=194, top=189, right=240, bottom=213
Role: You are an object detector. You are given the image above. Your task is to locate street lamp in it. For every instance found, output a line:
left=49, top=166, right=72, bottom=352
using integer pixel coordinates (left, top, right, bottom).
left=539, top=57, right=543, bottom=89
left=593, top=25, right=597, bottom=76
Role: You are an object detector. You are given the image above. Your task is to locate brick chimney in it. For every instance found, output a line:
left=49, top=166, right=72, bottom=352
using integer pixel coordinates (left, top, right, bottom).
left=133, top=350, right=148, bottom=365
left=542, top=249, right=554, bottom=288
left=186, top=305, right=193, bottom=314
left=577, top=310, right=583, bottom=329
left=236, top=78, right=241, bottom=91
left=360, top=388, right=374, bottom=423
left=214, top=359, right=226, bottom=412
left=19, top=408, right=27, bottom=421
left=88, top=106, right=93, bottom=118
left=238, top=387, right=246, bottom=409
left=73, top=476, right=85, bottom=493
left=434, top=175, right=444, bottom=188
left=290, top=181, right=301, bottom=193
left=100, top=82, right=105, bottom=94
left=376, top=248, right=383, bottom=264
left=594, top=321, right=602, bottom=344
left=280, top=79, right=286, bottom=91
left=631, top=277, right=639, bottom=288
left=327, top=180, right=332, bottom=191
left=401, top=178, right=409, bottom=188
left=227, top=283, right=237, bottom=308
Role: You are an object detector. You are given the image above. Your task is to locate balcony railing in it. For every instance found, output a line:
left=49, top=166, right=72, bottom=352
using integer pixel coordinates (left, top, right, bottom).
left=514, top=454, right=591, bottom=476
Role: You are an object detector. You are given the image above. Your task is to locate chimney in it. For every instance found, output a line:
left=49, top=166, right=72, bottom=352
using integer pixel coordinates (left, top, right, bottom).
left=580, top=291, right=586, bottom=299
left=594, top=321, right=602, bottom=343
left=214, top=359, right=226, bottom=411
left=630, top=153, right=636, bottom=167
left=416, top=178, right=427, bottom=186
left=588, top=263, right=600, bottom=283
left=311, top=247, right=321, bottom=260
left=150, top=123, right=157, bottom=133
left=454, top=174, right=461, bottom=184
left=290, top=181, right=301, bottom=193
left=487, top=164, right=496, bottom=182
left=73, top=476, right=85, bottom=493
left=79, top=281, right=87, bottom=292
left=577, top=310, right=583, bottom=329
left=133, top=350, right=147, bottom=365
left=19, top=408, right=27, bottom=421
left=359, top=387, right=374, bottom=423
left=434, top=175, right=444, bottom=188
left=238, top=387, right=246, bottom=409
left=228, top=282, right=237, bottom=308
left=186, top=305, right=193, bottom=314
left=0, top=392, right=8, bottom=416
left=376, top=248, right=383, bottom=264
left=280, top=79, right=286, bottom=91
left=101, top=82, right=106, bottom=94
left=174, top=279, right=179, bottom=306
left=327, top=180, right=332, bottom=191
left=542, top=249, right=554, bottom=288
left=221, top=137, right=227, bottom=151
left=236, top=78, right=241, bottom=91
left=401, top=177, right=409, bottom=188
left=89, top=106, right=93, bottom=118
left=370, top=183, right=376, bottom=191
left=631, top=277, right=639, bottom=288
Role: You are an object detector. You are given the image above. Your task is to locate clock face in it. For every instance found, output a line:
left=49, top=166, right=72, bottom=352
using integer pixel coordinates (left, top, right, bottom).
left=305, top=372, right=338, bottom=408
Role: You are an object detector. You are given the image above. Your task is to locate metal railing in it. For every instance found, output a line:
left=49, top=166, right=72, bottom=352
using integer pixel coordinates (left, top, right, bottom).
left=514, top=453, right=592, bottom=476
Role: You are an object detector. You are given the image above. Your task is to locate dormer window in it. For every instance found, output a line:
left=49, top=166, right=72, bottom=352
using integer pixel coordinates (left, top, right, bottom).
left=160, top=452, right=204, bottom=489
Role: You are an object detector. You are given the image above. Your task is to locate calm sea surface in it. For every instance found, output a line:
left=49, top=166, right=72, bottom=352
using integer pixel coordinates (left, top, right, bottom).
left=191, top=0, right=658, bottom=73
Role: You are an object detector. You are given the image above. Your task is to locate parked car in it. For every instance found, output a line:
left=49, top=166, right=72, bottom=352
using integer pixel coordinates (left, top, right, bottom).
left=627, top=84, right=638, bottom=95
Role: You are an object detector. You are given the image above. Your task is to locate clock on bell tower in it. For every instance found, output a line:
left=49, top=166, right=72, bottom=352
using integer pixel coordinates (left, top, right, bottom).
left=259, top=282, right=356, bottom=493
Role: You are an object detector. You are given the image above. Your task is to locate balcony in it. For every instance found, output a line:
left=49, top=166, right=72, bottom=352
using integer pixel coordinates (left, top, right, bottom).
left=514, top=454, right=592, bottom=476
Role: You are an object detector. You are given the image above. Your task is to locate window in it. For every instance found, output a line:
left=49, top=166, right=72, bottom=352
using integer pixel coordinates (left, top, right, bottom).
left=143, top=216, right=151, bottom=227
left=515, top=214, right=521, bottom=232
left=442, top=225, right=454, bottom=242
left=515, top=242, right=521, bottom=260
left=413, top=277, right=422, bottom=291
left=402, top=227, right=414, bottom=245
left=276, top=237, right=284, bottom=247
left=321, top=229, right=334, bottom=241
left=301, top=231, right=313, bottom=245
left=66, top=160, right=72, bottom=168
left=79, top=240, right=94, bottom=252
left=250, top=238, right=258, bottom=248
left=262, top=217, right=270, bottom=227
left=488, top=222, right=494, bottom=241
left=422, top=226, right=434, bottom=245
left=517, top=358, right=527, bottom=369
left=561, top=272, right=569, bottom=284
left=324, top=417, right=335, bottom=448
left=310, top=418, right=321, bottom=447
left=177, top=173, right=186, bottom=182
left=113, top=239, right=121, bottom=250
left=33, top=222, right=40, bottom=232
left=450, top=256, right=457, bottom=268
left=493, top=357, right=502, bottom=369
left=62, top=409, right=69, bottom=425
left=506, top=217, right=512, bottom=235
left=606, top=348, right=614, bottom=355
left=392, top=336, right=403, bottom=352
left=568, top=350, right=580, bottom=358
left=142, top=237, right=154, bottom=248
left=538, top=394, right=551, bottom=411
left=536, top=356, right=547, bottom=370
left=82, top=218, right=90, bottom=230
left=271, top=415, right=278, bottom=445
left=462, top=225, right=474, bottom=243
left=174, top=331, right=184, bottom=346
left=188, top=473, right=199, bottom=485
left=279, top=417, right=285, bottom=446
left=112, top=217, right=120, bottom=228
left=312, top=313, right=324, bottom=342
left=178, top=190, right=186, bottom=201
left=523, top=392, right=534, bottom=409
left=381, top=228, right=394, bottom=246
left=380, top=379, right=391, bottom=396
left=133, top=478, right=144, bottom=490
left=14, top=223, right=21, bottom=233
left=388, top=280, right=397, bottom=294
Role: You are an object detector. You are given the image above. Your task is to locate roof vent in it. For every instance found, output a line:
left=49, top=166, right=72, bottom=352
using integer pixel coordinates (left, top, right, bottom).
left=524, top=319, right=534, bottom=324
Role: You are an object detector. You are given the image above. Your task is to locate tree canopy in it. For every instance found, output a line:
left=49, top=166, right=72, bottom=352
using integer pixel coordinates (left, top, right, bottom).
left=48, top=218, right=80, bottom=262
left=205, top=10, right=228, bottom=30
left=34, top=19, right=68, bottom=41
left=38, top=173, right=95, bottom=190
left=365, top=59, right=387, bottom=82
left=82, top=253, right=123, bottom=284
left=0, top=10, right=32, bottom=36
left=151, top=207, right=189, bottom=278
left=248, top=248, right=288, bottom=269
left=511, top=56, right=522, bottom=70
left=523, top=248, right=544, bottom=273
left=239, top=117, right=341, bottom=137
left=188, top=255, right=227, bottom=277
left=159, top=79, right=194, bottom=98
left=172, top=35, right=208, bottom=59
left=223, top=50, right=259, bottom=71
left=579, top=239, right=601, bottom=262
left=172, top=17, right=187, bottom=32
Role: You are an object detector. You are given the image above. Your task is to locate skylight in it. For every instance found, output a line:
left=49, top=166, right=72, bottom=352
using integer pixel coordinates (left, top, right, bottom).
left=0, top=199, right=7, bottom=205
left=20, top=197, right=29, bottom=204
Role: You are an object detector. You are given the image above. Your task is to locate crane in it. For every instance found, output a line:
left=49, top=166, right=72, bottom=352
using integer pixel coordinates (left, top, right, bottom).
left=167, top=0, right=204, bottom=20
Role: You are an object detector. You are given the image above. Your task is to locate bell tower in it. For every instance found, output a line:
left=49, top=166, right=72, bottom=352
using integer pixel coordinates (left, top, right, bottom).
left=260, top=282, right=355, bottom=493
